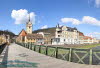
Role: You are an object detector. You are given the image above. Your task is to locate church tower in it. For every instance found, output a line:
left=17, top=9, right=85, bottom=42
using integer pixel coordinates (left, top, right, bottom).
left=26, top=14, right=33, bottom=34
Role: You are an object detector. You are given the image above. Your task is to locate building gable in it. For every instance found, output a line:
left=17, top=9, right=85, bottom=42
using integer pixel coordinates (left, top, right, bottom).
left=19, top=29, right=27, bottom=36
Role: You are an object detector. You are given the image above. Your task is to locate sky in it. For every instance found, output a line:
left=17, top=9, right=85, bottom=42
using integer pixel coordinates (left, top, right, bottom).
left=0, top=0, right=100, bottom=39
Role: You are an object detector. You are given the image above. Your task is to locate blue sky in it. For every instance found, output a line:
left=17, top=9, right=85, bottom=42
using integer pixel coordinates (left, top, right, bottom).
left=0, top=0, right=100, bottom=38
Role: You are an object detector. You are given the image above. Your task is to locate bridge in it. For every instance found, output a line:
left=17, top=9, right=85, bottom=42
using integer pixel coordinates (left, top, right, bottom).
left=0, top=43, right=100, bottom=68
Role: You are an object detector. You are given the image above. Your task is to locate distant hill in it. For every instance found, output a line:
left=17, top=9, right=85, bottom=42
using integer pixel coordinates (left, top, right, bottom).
left=0, top=30, right=15, bottom=37
left=33, top=27, right=56, bottom=36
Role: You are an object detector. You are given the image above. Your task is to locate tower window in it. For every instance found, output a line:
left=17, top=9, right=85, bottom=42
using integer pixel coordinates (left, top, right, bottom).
left=64, top=39, right=66, bottom=41
left=29, top=26, right=31, bottom=28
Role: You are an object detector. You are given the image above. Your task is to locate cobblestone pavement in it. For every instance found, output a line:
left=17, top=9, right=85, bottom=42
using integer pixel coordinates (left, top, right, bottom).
left=1, top=43, right=100, bottom=68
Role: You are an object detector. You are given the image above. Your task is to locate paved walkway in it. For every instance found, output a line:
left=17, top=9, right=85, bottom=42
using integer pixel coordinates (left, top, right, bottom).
left=1, top=43, right=100, bottom=68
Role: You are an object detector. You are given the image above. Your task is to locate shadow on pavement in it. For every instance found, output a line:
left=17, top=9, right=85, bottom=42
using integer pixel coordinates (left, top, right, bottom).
left=0, top=45, right=39, bottom=68
left=0, top=46, right=9, bottom=68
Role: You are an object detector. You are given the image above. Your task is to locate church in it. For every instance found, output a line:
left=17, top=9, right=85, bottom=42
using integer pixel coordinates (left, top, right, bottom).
left=16, top=15, right=44, bottom=45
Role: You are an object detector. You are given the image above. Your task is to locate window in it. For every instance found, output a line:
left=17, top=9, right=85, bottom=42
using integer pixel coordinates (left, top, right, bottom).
left=22, top=36, right=25, bottom=42
left=64, top=39, right=66, bottom=41
left=58, top=35, right=60, bottom=37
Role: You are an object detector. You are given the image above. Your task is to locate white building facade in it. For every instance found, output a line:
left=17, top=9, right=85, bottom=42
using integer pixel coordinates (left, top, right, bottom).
left=52, top=24, right=79, bottom=45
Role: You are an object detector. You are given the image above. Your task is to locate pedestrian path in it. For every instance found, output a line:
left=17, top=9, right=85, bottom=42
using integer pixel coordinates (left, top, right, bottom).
left=1, top=43, right=100, bottom=68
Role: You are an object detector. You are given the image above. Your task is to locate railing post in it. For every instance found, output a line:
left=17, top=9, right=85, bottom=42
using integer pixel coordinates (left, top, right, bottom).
left=29, top=43, right=31, bottom=49
left=26, top=43, right=28, bottom=48
left=69, top=48, right=72, bottom=62
left=28, top=43, right=29, bottom=49
left=56, top=47, right=58, bottom=58
left=26, top=43, right=27, bottom=48
left=22, top=43, right=24, bottom=47
left=27, top=43, right=28, bottom=48
left=89, top=49, right=93, bottom=65
left=25, top=43, right=26, bottom=47
left=23, top=43, right=25, bottom=47
left=32, top=43, right=34, bottom=50
left=34, top=45, right=36, bottom=51
left=30, top=43, right=32, bottom=50
left=46, top=46, right=48, bottom=55
left=39, top=45, right=41, bottom=53
left=28, top=43, right=30, bottom=49
left=25, top=43, right=26, bottom=48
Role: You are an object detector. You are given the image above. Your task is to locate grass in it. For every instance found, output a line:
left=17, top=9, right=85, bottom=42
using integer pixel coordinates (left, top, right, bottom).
left=72, top=44, right=100, bottom=49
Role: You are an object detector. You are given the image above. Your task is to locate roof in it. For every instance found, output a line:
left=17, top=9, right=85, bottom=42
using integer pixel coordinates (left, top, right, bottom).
left=59, top=26, right=77, bottom=32
left=27, top=34, right=43, bottom=39
left=79, top=32, right=84, bottom=36
left=19, top=29, right=27, bottom=36
left=83, top=36, right=93, bottom=40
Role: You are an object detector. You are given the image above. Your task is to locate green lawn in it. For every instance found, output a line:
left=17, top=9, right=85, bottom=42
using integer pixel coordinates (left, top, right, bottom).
left=72, top=44, right=100, bottom=49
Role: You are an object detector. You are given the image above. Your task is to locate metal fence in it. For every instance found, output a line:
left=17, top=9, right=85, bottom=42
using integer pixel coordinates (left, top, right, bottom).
left=16, top=42, right=100, bottom=65
left=0, top=43, right=7, bottom=54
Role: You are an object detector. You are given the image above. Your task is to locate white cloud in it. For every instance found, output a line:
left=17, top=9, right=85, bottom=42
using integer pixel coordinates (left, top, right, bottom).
left=86, top=32, right=100, bottom=39
left=41, top=25, right=48, bottom=29
left=88, top=0, right=100, bottom=8
left=61, top=16, right=100, bottom=26
left=11, top=9, right=36, bottom=24
left=61, top=18, right=80, bottom=25
left=95, top=0, right=100, bottom=8
left=82, top=16, right=100, bottom=26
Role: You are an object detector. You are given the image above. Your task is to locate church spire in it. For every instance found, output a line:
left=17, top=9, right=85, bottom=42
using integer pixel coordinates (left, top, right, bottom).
left=28, top=14, right=30, bottom=22
left=26, top=14, right=33, bottom=34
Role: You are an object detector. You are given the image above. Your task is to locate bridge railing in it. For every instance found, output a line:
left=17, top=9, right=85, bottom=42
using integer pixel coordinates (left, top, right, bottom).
left=0, top=43, right=7, bottom=54
left=16, top=42, right=100, bottom=65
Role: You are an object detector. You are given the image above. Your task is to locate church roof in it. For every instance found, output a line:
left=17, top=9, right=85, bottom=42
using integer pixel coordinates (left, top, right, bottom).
left=19, top=29, right=27, bottom=36
left=26, top=34, right=43, bottom=39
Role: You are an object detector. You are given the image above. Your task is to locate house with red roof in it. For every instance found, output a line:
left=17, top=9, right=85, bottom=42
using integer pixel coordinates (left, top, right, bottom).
left=78, top=32, right=99, bottom=44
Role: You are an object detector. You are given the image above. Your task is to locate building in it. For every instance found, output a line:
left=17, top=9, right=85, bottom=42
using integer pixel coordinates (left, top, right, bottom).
left=52, top=24, right=99, bottom=45
left=79, top=32, right=84, bottom=44
left=93, top=38, right=100, bottom=43
left=0, top=34, right=10, bottom=45
left=16, top=15, right=44, bottom=45
left=0, top=35, right=6, bottom=44
left=52, top=24, right=79, bottom=45
left=83, top=36, right=94, bottom=44
left=78, top=32, right=99, bottom=44
left=37, top=32, right=52, bottom=44
left=26, top=16, right=33, bottom=34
